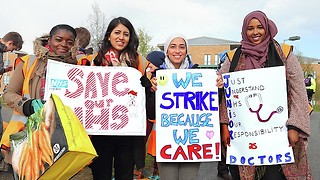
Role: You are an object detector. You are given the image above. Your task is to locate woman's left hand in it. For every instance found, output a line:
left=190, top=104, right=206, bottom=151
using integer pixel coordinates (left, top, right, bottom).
left=288, top=129, right=299, bottom=148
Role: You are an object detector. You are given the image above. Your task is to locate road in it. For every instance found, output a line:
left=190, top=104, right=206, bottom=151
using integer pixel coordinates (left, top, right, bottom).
left=306, top=112, right=320, bottom=179
left=0, top=106, right=319, bottom=180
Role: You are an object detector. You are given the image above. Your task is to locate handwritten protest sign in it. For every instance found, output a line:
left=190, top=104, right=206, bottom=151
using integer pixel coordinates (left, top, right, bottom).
left=156, top=69, right=220, bottom=162
left=223, top=66, right=294, bottom=166
left=44, top=60, right=146, bottom=135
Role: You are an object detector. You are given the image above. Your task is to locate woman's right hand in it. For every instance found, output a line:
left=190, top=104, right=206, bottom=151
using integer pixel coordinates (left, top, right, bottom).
left=221, top=124, right=230, bottom=147
left=43, top=98, right=56, bottom=138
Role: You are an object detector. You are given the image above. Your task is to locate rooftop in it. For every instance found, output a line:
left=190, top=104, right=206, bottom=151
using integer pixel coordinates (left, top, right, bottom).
left=187, top=36, right=240, bottom=46
left=157, top=36, right=240, bottom=50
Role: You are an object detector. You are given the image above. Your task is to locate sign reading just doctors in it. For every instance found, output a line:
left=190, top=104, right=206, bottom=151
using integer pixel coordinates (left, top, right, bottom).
left=223, top=66, right=294, bottom=166
left=156, top=69, right=220, bottom=162
left=44, top=60, right=146, bottom=136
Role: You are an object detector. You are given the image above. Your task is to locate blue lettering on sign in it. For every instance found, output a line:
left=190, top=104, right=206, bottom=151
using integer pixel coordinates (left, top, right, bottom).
left=161, top=113, right=214, bottom=127
left=223, top=74, right=235, bottom=140
left=160, top=91, right=218, bottom=111
left=172, top=72, right=203, bottom=89
left=229, top=152, right=293, bottom=166
left=50, top=79, right=68, bottom=88
left=173, top=128, right=199, bottom=145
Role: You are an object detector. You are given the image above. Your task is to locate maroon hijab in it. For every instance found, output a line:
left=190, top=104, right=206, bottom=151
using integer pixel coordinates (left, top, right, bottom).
left=241, top=10, right=278, bottom=69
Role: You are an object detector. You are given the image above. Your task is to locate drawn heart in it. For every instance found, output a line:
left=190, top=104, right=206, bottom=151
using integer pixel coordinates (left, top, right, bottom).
left=206, top=131, right=214, bottom=139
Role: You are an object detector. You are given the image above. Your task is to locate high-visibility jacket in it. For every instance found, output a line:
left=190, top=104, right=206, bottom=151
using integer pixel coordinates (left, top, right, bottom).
left=306, top=77, right=316, bottom=92
left=0, top=55, right=38, bottom=149
left=77, top=53, right=98, bottom=66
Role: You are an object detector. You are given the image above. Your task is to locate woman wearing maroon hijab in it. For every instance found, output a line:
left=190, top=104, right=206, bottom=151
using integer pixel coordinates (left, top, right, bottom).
left=218, top=10, right=312, bottom=179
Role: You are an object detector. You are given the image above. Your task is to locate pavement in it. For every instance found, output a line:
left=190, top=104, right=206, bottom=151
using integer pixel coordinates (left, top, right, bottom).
left=0, top=106, right=223, bottom=180
left=0, top=106, right=13, bottom=180
left=0, top=106, right=319, bottom=180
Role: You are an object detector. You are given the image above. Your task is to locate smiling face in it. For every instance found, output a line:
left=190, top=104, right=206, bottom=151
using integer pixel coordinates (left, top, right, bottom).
left=167, top=37, right=187, bottom=69
left=48, top=29, right=75, bottom=55
left=108, top=23, right=130, bottom=54
left=246, top=18, right=266, bottom=45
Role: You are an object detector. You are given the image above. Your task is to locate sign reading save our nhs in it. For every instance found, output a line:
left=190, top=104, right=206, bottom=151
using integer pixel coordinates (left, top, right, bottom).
left=44, top=60, right=146, bottom=136
left=223, top=66, right=294, bottom=166
left=156, top=69, right=220, bottom=162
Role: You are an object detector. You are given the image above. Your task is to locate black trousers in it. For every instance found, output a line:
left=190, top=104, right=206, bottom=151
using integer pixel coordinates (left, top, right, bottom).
left=229, top=165, right=286, bottom=180
left=307, top=89, right=314, bottom=102
left=133, top=136, right=145, bottom=170
left=89, top=135, right=134, bottom=180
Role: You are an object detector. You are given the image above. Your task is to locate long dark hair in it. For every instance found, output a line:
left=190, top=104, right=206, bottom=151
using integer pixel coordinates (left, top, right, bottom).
left=94, top=17, right=139, bottom=68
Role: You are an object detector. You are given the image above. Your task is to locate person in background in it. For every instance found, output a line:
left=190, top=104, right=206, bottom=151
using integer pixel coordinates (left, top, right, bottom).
left=218, top=10, right=312, bottom=179
left=0, top=32, right=23, bottom=54
left=136, top=51, right=165, bottom=180
left=0, top=31, right=23, bottom=170
left=305, top=73, right=316, bottom=102
left=305, top=73, right=316, bottom=114
left=84, top=47, right=94, bottom=55
left=90, top=16, right=146, bottom=180
left=74, top=27, right=91, bottom=55
left=0, top=32, right=23, bottom=134
left=74, top=27, right=92, bottom=66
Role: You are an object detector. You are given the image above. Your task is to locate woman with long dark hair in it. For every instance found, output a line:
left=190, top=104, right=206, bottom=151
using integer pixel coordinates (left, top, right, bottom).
left=90, top=16, right=145, bottom=180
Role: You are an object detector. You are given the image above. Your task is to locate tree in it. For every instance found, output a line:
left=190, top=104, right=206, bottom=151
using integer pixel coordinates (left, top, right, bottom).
left=298, top=51, right=314, bottom=76
left=86, top=2, right=108, bottom=52
left=137, top=28, right=157, bottom=57
left=86, top=5, right=157, bottom=56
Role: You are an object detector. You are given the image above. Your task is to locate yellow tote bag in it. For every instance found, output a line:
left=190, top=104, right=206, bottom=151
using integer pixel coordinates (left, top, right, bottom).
left=10, top=94, right=97, bottom=180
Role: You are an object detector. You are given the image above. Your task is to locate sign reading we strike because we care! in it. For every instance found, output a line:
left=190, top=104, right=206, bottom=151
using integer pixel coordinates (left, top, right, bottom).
left=223, top=66, right=294, bottom=166
left=156, top=69, right=220, bottom=162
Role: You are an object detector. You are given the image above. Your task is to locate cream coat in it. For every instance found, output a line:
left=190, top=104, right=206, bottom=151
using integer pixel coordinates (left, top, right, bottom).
left=3, top=36, right=77, bottom=115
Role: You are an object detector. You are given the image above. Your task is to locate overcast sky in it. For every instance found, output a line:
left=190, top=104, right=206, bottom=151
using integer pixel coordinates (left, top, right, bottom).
left=2, top=0, right=319, bottom=59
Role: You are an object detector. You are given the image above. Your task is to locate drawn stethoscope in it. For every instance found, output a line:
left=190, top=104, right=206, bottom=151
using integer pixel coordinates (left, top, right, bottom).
left=245, top=93, right=283, bottom=122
